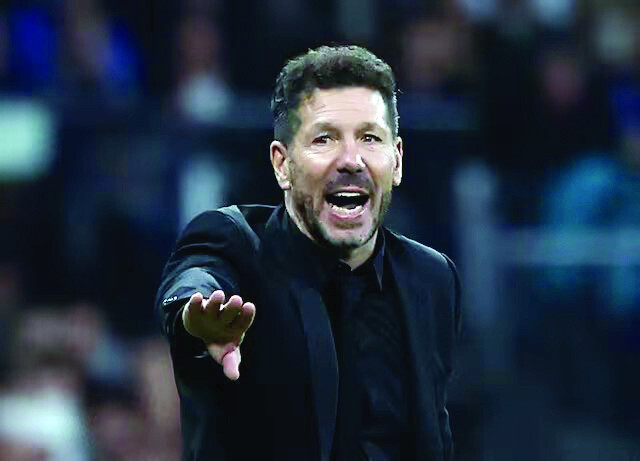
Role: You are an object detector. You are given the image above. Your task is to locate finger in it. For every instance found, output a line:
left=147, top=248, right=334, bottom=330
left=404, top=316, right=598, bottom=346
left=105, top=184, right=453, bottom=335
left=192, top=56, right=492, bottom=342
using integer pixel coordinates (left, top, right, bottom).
left=206, top=342, right=229, bottom=364
left=230, top=302, right=255, bottom=332
left=222, top=348, right=241, bottom=381
left=220, top=295, right=244, bottom=323
left=185, top=292, right=204, bottom=314
left=203, top=290, right=225, bottom=312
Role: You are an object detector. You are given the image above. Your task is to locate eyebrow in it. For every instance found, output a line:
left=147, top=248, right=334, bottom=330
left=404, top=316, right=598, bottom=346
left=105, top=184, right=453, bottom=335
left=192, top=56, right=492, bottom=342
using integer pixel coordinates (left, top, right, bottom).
left=309, top=122, right=339, bottom=134
left=309, top=121, right=386, bottom=134
left=356, top=121, right=386, bottom=134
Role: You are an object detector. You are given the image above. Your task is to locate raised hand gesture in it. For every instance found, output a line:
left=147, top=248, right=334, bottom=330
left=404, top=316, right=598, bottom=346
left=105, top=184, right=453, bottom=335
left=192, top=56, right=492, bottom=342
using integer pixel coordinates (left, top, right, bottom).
left=182, top=290, right=256, bottom=380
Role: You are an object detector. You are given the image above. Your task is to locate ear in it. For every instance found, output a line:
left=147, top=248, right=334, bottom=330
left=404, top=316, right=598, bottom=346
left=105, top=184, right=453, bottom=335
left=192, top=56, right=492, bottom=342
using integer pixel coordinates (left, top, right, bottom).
left=270, top=140, right=291, bottom=190
left=392, top=137, right=403, bottom=187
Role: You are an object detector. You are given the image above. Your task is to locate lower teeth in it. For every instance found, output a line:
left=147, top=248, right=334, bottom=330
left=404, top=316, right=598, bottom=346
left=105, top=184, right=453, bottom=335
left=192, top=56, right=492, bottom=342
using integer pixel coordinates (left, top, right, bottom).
left=330, top=203, right=362, bottom=212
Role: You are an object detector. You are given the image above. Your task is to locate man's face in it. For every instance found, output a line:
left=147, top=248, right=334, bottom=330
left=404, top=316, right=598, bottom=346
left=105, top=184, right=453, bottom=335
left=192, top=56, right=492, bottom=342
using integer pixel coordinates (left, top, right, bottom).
left=271, top=87, right=403, bottom=254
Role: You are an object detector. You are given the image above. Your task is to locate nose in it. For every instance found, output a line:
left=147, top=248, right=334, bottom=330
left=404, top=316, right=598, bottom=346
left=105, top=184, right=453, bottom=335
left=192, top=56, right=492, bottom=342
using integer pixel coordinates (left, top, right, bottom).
left=336, top=139, right=365, bottom=173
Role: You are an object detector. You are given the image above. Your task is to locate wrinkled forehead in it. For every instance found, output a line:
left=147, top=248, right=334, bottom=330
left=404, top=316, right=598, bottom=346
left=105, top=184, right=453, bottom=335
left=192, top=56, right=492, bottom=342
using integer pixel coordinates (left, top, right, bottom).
left=297, top=87, right=391, bottom=131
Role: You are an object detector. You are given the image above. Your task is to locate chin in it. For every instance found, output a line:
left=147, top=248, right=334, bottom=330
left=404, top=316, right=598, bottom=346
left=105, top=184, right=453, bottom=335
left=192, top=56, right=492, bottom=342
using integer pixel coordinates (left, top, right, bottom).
left=325, top=227, right=374, bottom=247
left=290, top=188, right=391, bottom=253
left=312, top=219, right=377, bottom=256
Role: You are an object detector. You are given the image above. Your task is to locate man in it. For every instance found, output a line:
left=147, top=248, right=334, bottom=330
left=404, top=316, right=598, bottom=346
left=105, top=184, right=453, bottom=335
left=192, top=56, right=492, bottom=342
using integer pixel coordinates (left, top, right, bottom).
left=156, top=45, right=461, bottom=461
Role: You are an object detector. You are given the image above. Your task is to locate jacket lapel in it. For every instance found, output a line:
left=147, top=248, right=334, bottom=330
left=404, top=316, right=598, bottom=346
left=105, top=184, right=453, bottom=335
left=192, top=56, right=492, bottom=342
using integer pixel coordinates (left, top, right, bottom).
left=290, top=280, right=339, bottom=461
left=387, top=244, right=443, bottom=458
left=263, top=207, right=339, bottom=460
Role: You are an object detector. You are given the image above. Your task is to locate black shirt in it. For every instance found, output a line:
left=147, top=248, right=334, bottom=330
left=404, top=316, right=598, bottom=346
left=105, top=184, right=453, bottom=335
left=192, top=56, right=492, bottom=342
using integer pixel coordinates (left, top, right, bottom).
left=285, top=214, right=413, bottom=460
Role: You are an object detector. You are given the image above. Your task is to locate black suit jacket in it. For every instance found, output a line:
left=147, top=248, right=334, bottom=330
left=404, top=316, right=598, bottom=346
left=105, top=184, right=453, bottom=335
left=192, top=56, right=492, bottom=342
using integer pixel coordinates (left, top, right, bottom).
left=156, top=204, right=461, bottom=461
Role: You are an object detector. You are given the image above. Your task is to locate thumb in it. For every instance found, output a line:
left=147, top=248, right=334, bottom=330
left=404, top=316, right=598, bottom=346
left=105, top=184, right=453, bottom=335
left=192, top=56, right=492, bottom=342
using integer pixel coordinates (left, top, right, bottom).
left=222, top=348, right=241, bottom=381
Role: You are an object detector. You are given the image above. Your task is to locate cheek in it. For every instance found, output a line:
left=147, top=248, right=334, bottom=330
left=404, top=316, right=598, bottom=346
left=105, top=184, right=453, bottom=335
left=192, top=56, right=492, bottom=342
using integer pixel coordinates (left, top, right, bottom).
left=371, top=160, right=397, bottom=190
left=293, top=170, right=322, bottom=194
left=290, top=159, right=331, bottom=193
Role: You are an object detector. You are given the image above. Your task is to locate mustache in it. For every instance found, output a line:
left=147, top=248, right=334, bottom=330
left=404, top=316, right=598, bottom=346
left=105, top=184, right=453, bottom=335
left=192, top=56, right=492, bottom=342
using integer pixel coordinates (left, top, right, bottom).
left=323, top=173, right=375, bottom=195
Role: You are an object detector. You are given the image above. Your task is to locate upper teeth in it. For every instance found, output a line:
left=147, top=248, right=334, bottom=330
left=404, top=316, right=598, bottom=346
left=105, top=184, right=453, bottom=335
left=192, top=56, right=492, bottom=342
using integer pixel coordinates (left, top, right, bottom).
left=334, top=192, right=363, bottom=197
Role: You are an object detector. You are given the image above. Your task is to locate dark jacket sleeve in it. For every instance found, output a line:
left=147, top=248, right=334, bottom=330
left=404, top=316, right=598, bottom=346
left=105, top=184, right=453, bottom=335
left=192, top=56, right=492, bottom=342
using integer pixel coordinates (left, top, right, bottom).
left=438, top=252, right=462, bottom=461
left=155, top=210, right=253, bottom=460
left=155, top=210, right=244, bottom=358
left=441, top=252, right=462, bottom=374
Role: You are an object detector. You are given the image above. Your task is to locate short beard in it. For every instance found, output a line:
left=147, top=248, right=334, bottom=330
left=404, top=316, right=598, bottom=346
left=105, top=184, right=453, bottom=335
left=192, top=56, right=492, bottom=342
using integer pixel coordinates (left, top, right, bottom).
left=291, top=187, right=393, bottom=259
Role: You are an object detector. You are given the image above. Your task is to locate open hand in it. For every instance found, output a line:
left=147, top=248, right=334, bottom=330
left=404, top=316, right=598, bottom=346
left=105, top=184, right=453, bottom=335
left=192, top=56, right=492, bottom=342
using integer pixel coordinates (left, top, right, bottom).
left=182, top=290, right=256, bottom=380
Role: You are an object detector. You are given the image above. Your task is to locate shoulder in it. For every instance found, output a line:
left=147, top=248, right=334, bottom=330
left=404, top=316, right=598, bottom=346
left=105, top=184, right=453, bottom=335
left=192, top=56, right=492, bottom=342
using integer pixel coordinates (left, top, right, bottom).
left=384, top=228, right=457, bottom=281
left=185, top=204, right=276, bottom=231
left=180, top=204, right=276, bottom=247
left=217, top=204, right=277, bottom=228
left=384, top=228, right=462, bottom=370
left=384, top=228, right=461, bottom=326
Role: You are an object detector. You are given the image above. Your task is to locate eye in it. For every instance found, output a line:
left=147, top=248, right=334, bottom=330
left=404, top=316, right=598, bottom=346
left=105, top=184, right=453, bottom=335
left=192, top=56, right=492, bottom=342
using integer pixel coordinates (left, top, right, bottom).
left=362, top=133, right=382, bottom=143
left=312, top=135, right=331, bottom=145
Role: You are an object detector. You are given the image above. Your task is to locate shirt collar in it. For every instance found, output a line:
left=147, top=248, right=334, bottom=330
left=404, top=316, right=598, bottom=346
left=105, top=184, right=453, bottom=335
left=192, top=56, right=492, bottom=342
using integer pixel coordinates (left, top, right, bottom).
left=282, top=206, right=385, bottom=291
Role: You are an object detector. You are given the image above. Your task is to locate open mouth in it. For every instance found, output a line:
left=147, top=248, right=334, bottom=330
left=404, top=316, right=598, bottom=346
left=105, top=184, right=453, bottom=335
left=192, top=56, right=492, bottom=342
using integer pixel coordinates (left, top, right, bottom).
left=325, top=191, right=370, bottom=213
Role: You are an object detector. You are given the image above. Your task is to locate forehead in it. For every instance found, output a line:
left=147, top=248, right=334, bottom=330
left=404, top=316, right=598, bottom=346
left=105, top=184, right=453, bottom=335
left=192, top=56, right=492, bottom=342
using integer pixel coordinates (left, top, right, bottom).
left=297, top=87, right=390, bottom=131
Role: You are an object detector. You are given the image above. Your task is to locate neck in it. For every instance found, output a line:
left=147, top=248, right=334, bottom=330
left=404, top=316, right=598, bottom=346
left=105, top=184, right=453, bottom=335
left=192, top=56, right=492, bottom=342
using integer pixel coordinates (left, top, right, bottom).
left=340, top=231, right=377, bottom=269
left=284, top=198, right=377, bottom=270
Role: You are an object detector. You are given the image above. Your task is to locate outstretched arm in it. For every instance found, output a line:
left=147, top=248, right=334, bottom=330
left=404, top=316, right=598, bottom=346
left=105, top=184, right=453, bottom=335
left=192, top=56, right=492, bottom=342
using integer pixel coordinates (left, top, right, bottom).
left=155, top=209, right=257, bottom=382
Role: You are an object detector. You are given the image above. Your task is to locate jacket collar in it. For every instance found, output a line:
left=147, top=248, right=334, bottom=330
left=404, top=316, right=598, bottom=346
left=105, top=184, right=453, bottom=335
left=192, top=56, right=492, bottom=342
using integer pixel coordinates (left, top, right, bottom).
left=266, top=204, right=384, bottom=290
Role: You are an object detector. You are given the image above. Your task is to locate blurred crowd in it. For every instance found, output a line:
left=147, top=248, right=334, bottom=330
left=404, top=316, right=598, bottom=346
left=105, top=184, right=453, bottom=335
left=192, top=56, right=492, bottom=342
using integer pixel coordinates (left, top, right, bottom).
left=0, top=301, right=180, bottom=460
left=1, top=0, right=639, bottom=459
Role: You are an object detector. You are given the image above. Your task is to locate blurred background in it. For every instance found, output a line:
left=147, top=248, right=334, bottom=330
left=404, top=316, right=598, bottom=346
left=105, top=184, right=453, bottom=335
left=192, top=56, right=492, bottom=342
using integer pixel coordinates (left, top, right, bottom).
left=0, top=0, right=639, bottom=459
